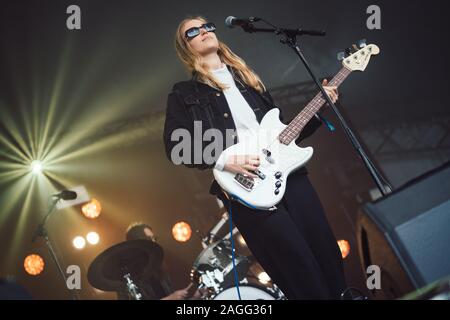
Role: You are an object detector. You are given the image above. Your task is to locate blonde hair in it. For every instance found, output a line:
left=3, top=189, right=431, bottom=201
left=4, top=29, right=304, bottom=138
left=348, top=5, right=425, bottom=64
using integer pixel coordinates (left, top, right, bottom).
left=175, top=16, right=266, bottom=93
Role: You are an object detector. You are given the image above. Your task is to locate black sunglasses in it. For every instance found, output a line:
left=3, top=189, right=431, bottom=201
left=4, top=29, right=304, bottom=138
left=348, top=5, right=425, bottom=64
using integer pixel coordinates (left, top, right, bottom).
left=185, top=22, right=216, bottom=40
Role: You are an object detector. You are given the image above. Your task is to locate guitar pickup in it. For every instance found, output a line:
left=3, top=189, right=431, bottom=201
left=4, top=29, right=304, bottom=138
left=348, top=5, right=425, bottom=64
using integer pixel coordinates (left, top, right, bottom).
left=234, top=174, right=255, bottom=191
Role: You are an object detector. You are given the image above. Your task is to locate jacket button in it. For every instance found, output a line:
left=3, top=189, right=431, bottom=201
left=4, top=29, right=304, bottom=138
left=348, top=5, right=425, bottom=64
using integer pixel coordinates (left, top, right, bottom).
left=216, top=93, right=221, bottom=97
left=224, top=113, right=229, bottom=118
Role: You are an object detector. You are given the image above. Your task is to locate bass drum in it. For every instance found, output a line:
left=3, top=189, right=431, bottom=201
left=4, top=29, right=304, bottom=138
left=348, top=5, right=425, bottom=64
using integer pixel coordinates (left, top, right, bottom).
left=212, top=284, right=278, bottom=300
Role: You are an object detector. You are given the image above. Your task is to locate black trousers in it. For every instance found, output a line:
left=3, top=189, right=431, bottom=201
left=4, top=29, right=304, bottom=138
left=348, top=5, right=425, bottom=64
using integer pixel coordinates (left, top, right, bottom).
left=223, top=172, right=346, bottom=299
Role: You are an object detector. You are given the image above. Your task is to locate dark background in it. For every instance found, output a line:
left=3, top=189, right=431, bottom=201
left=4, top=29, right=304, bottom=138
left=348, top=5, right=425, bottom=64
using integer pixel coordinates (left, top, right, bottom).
left=0, top=0, right=449, bottom=299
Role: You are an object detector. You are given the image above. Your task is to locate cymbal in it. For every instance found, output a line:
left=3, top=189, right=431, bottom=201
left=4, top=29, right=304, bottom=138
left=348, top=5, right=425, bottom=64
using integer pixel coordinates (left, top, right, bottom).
left=87, top=239, right=163, bottom=291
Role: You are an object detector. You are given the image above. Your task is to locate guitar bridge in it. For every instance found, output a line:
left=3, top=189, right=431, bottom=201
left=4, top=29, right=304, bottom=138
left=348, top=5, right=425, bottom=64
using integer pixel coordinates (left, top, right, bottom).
left=234, top=174, right=255, bottom=191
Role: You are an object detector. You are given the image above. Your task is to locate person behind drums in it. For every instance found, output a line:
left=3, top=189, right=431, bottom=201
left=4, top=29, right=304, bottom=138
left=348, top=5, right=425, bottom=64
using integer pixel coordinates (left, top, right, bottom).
left=115, top=222, right=202, bottom=300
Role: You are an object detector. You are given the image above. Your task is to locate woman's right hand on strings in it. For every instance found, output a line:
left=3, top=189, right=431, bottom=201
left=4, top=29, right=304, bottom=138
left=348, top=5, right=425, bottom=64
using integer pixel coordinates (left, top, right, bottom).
left=224, top=155, right=260, bottom=178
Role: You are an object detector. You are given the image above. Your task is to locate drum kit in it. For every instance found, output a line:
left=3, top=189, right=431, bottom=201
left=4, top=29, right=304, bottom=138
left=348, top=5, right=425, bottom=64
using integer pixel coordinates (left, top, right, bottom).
left=190, top=236, right=285, bottom=300
left=88, top=224, right=285, bottom=300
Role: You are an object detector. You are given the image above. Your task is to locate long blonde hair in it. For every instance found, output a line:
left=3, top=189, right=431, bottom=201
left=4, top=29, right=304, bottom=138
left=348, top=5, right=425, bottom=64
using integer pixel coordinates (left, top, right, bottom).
left=175, top=16, right=266, bottom=93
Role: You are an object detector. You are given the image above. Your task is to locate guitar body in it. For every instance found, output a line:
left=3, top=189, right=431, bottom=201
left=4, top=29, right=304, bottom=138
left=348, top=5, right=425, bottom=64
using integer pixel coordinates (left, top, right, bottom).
left=213, top=43, right=380, bottom=210
left=213, top=109, right=314, bottom=210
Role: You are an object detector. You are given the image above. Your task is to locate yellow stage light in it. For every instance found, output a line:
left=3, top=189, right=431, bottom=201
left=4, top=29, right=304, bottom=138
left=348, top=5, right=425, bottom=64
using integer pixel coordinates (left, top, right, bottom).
left=86, top=232, right=100, bottom=245
left=24, top=254, right=45, bottom=276
left=172, top=222, right=192, bottom=243
left=337, top=240, right=351, bottom=259
left=73, top=236, right=86, bottom=249
left=30, top=160, right=44, bottom=175
left=82, top=199, right=102, bottom=219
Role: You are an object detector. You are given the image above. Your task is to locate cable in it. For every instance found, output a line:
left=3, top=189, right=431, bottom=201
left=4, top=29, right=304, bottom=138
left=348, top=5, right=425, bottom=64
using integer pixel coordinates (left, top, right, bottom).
left=224, top=191, right=261, bottom=300
left=227, top=198, right=242, bottom=300
left=229, top=193, right=258, bottom=210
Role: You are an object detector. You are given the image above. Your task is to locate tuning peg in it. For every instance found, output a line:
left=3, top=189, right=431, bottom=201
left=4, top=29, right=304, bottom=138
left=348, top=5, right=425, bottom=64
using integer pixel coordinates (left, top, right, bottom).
left=337, top=51, right=346, bottom=61
left=358, top=39, right=367, bottom=48
left=352, top=44, right=359, bottom=51
left=345, top=48, right=353, bottom=56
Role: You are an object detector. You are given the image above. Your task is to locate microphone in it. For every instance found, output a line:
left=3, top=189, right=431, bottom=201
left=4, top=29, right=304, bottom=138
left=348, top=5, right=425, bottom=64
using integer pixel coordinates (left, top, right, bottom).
left=52, top=190, right=77, bottom=200
left=32, top=190, right=78, bottom=243
left=225, top=16, right=260, bottom=28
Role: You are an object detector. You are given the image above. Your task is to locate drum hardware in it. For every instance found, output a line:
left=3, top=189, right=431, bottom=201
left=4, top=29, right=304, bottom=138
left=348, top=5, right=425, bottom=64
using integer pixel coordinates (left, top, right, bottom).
left=191, top=214, right=286, bottom=300
left=191, top=234, right=286, bottom=300
left=190, top=238, right=250, bottom=293
left=210, top=284, right=279, bottom=300
left=266, top=283, right=287, bottom=300
left=87, top=239, right=163, bottom=300
left=123, top=273, right=142, bottom=300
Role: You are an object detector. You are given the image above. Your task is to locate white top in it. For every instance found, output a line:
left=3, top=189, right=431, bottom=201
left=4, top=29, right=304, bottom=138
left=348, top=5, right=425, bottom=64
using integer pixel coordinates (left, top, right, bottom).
left=211, top=64, right=260, bottom=171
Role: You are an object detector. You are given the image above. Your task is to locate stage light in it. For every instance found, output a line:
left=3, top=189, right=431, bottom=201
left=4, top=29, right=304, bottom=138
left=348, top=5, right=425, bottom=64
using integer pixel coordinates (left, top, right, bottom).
left=86, top=232, right=100, bottom=245
left=172, top=221, right=192, bottom=242
left=30, top=160, right=43, bottom=175
left=73, top=236, right=86, bottom=249
left=24, top=254, right=45, bottom=276
left=337, top=240, right=351, bottom=259
left=81, top=198, right=102, bottom=219
left=257, top=272, right=271, bottom=285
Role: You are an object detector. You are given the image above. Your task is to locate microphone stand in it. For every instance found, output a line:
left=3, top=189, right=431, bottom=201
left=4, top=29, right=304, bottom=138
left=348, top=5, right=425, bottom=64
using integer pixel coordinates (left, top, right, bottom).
left=236, top=19, right=392, bottom=196
left=32, top=197, right=78, bottom=300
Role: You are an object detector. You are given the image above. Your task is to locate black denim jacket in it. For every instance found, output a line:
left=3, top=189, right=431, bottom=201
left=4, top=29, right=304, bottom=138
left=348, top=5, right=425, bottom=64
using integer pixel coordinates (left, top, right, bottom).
left=163, top=66, right=322, bottom=195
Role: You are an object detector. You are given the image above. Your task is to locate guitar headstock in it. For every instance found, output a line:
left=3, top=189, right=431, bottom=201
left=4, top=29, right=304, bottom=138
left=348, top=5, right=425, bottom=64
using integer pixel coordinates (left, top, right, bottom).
left=337, top=39, right=380, bottom=72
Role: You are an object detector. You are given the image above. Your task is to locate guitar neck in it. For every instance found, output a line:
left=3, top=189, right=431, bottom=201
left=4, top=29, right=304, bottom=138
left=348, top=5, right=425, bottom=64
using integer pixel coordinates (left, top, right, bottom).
left=279, top=67, right=352, bottom=145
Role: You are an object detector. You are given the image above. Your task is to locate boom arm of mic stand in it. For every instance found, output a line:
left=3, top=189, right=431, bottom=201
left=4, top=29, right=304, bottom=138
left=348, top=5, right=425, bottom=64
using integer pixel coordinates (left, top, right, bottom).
left=234, top=19, right=392, bottom=195
left=240, top=25, right=326, bottom=37
left=32, top=198, right=59, bottom=243
left=241, top=24, right=276, bottom=33
left=281, top=34, right=392, bottom=195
